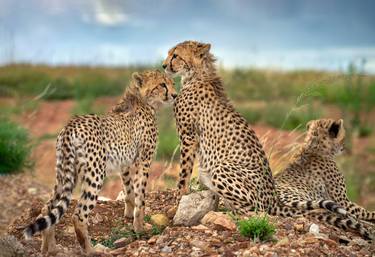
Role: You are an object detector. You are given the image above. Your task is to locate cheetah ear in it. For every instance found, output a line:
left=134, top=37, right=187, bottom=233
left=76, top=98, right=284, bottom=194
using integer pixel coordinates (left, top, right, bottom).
left=328, top=120, right=341, bottom=138
left=306, top=120, right=314, bottom=130
left=132, top=72, right=143, bottom=88
left=197, top=43, right=211, bottom=57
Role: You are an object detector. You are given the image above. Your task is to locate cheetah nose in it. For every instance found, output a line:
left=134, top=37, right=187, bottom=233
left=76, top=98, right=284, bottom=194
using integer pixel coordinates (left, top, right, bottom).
left=171, top=93, right=177, bottom=99
left=162, top=64, right=167, bottom=69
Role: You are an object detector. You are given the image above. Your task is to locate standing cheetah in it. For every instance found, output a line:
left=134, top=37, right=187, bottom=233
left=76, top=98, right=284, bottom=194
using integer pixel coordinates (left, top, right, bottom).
left=275, top=118, right=374, bottom=238
left=162, top=41, right=373, bottom=240
left=24, top=70, right=177, bottom=254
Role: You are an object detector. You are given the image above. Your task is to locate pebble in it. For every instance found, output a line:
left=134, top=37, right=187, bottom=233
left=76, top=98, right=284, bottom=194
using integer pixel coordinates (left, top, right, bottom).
left=201, top=211, right=236, bottom=231
left=161, top=246, right=172, bottom=253
left=150, top=213, right=169, bottom=227
left=309, top=223, right=320, bottom=235
left=114, top=237, right=133, bottom=248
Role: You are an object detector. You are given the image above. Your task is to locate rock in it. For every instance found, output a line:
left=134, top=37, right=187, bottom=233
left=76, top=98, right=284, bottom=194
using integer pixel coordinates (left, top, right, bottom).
left=150, top=213, right=169, bottom=227
left=0, top=235, right=26, bottom=257
left=173, top=190, right=218, bottom=226
left=161, top=246, right=172, bottom=253
left=156, top=235, right=168, bottom=245
left=147, top=236, right=158, bottom=244
left=144, top=223, right=153, bottom=231
left=191, top=224, right=209, bottom=231
left=166, top=206, right=177, bottom=219
left=349, top=238, right=368, bottom=247
left=309, top=223, right=320, bottom=235
left=113, top=237, right=133, bottom=248
left=93, top=243, right=109, bottom=252
left=294, top=223, right=304, bottom=232
left=201, top=211, right=236, bottom=231
left=191, top=240, right=210, bottom=251
left=27, top=187, right=37, bottom=194
left=92, top=213, right=104, bottom=224
left=110, top=246, right=127, bottom=255
left=275, top=237, right=289, bottom=247
left=116, top=190, right=125, bottom=201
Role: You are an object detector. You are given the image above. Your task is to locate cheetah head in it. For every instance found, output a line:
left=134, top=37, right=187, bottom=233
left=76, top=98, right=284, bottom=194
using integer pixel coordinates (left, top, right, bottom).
left=162, top=40, right=214, bottom=78
left=132, top=70, right=177, bottom=107
left=304, top=118, right=345, bottom=156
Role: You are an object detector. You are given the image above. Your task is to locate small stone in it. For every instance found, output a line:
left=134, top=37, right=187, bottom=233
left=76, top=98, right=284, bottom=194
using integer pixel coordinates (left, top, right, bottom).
left=275, top=237, right=289, bottom=247
left=191, top=224, right=209, bottom=231
left=201, top=211, right=236, bottom=231
left=174, top=190, right=218, bottom=226
left=114, top=237, right=132, bottom=248
left=92, top=213, right=104, bottom=224
left=27, top=187, right=37, bottom=194
left=156, top=235, right=168, bottom=245
left=294, top=223, right=304, bottom=232
left=349, top=238, right=368, bottom=247
left=147, top=236, right=158, bottom=244
left=191, top=240, right=210, bottom=251
left=309, top=223, right=320, bottom=235
left=150, top=214, right=169, bottom=227
left=110, top=246, right=127, bottom=255
left=264, top=252, right=278, bottom=257
left=161, top=246, right=172, bottom=253
left=144, top=223, right=153, bottom=231
left=304, top=236, right=318, bottom=244
left=93, top=243, right=109, bottom=252
left=166, top=206, right=177, bottom=219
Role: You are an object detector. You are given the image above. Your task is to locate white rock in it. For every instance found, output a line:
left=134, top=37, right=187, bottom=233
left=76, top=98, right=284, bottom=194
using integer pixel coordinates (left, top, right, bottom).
left=173, top=190, right=218, bottom=226
left=309, top=223, right=320, bottom=236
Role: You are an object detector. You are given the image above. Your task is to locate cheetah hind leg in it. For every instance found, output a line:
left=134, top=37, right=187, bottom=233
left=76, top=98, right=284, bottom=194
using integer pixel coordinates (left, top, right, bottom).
left=121, top=166, right=135, bottom=219
left=73, top=160, right=105, bottom=254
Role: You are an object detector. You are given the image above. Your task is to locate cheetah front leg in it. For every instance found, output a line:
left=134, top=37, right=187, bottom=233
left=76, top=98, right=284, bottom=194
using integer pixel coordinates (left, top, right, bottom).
left=177, top=135, right=198, bottom=197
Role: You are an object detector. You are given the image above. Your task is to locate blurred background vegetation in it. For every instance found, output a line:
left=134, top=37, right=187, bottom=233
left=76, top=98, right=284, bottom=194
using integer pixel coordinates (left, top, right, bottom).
left=0, top=63, right=375, bottom=209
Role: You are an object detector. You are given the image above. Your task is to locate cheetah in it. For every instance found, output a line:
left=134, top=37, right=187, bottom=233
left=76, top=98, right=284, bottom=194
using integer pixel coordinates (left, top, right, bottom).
left=162, top=41, right=373, bottom=240
left=162, top=40, right=293, bottom=214
left=275, top=118, right=375, bottom=238
left=23, top=70, right=177, bottom=254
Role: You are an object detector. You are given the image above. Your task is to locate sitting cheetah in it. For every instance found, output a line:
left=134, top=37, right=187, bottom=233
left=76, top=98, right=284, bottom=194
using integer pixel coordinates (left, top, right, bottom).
left=162, top=41, right=293, bottom=214
left=24, top=70, right=177, bottom=254
left=275, top=118, right=375, bottom=236
left=162, top=41, right=373, bottom=240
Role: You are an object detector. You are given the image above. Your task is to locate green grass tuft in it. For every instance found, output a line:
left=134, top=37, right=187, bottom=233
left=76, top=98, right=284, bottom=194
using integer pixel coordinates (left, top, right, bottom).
left=236, top=215, right=276, bottom=241
left=0, top=119, right=32, bottom=174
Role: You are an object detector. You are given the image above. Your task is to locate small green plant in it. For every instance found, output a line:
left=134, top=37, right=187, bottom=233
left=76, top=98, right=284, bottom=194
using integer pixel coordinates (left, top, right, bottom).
left=143, top=215, right=151, bottom=223
left=189, top=176, right=207, bottom=192
left=98, top=226, right=142, bottom=248
left=0, top=119, right=32, bottom=174
left=236, top=215, right=276, bottom=241
left=150, top=224, right=164, bottom=235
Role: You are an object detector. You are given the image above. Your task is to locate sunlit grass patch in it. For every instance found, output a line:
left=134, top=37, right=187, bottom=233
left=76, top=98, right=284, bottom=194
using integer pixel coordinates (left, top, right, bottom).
left=236, top=215, right=276, bottom=241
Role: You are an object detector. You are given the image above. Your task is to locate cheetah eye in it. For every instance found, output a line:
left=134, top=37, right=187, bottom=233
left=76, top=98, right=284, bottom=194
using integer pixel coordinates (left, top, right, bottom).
left=172, top=53, right=177, bottom=59
left=160, top=83, right=167, bottom=88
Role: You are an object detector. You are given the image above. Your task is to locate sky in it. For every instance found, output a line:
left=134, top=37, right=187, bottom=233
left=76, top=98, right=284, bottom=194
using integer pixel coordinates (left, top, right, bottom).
left=0, top=0, right=375, bottom=73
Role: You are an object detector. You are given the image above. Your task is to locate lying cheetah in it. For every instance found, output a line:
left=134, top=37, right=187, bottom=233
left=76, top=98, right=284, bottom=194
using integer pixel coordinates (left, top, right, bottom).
left=24, top=70, right=177, bottom=254
left=275, top=118, right=375, bottom=237
left=162, top=41, right=293, bottom=214
left=162, top=41, right=373, bottom=240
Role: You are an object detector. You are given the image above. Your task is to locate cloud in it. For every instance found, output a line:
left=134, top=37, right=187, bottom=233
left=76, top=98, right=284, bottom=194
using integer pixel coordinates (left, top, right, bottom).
left=82, top=0, right=129, bottom=27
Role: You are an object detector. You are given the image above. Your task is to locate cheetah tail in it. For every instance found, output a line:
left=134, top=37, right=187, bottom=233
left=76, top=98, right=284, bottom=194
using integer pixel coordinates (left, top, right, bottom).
left=23, top=147, right=76, bottom=239
left=307, top=211, right=373, bottom=241
left=289, top=199, right=347, bottom=216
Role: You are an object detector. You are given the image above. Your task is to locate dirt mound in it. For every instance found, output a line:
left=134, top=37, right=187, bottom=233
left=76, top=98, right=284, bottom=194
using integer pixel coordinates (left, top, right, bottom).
left=5, top=189, right=375, bottom=257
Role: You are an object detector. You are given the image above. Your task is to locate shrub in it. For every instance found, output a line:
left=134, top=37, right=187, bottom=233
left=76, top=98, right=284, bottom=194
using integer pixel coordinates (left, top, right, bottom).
left=236, top=215, right=276, bottom=241
left=0, top=119, right=32, bottom=174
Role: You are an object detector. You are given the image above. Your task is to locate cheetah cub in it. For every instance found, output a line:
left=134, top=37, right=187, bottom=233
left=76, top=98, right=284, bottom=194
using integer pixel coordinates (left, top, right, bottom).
left=276, top=118, right=375, bottom=239
left=24, top=70, right=177, bottom=254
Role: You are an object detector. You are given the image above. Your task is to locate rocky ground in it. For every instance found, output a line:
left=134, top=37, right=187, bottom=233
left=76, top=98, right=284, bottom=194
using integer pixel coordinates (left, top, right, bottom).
left=1, top=175, right=375, bottom=257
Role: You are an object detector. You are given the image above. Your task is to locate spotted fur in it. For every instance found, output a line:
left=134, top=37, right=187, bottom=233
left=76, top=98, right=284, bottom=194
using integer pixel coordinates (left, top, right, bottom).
left=276, top=118, right=375, bottom=239
left=162, top=41, right=306, bottom=216
left=23, top=70, right=177, bottom=254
